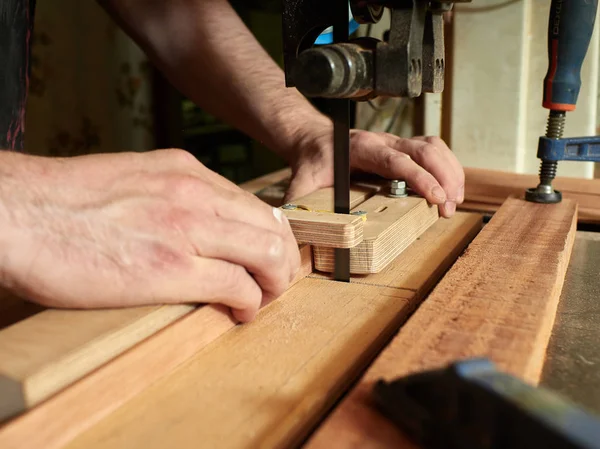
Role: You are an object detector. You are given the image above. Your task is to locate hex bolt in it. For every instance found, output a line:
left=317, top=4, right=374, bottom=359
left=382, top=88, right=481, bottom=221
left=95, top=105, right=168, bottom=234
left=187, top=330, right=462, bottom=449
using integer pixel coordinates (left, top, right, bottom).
left=388, top=180, right=408, bottom=198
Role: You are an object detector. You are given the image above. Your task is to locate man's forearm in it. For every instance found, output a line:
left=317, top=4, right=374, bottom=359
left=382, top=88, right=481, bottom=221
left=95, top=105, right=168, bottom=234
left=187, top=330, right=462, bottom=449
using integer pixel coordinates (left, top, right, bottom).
left=99, top=0, right=331, bottom=161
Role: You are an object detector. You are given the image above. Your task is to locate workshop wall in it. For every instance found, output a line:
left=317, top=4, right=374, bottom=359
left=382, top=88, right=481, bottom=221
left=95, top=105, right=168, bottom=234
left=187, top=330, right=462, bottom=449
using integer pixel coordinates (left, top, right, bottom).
left=24, top=0, right=154, bottom=156
left=449, top=0, right=600, bottom=178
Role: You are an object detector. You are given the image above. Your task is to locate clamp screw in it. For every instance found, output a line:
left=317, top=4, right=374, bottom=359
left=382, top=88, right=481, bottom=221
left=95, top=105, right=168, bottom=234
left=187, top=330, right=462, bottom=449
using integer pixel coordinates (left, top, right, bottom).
left=282, top=204, right=297, bottom=210
left=388, top=180, right=408, bottom=198
left=351, top=210, right=367, bottom=216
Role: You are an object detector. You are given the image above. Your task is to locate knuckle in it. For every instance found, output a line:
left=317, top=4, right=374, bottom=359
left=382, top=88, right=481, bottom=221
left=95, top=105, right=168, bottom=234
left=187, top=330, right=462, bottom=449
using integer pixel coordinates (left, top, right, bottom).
left=425, top=136, right=445, bottom=147
left=169, top=175, right=208, bottom=199
left=419, top=143, right=440, bottom=159
left=163, top=148, right=199, bottom=166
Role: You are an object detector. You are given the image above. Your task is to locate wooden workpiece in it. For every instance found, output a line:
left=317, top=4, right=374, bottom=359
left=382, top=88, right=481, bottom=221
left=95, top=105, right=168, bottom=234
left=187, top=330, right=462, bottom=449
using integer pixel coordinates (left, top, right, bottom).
left=48, top=213, right=481, bottom=449
left=307, top=198, right=578, bottom=448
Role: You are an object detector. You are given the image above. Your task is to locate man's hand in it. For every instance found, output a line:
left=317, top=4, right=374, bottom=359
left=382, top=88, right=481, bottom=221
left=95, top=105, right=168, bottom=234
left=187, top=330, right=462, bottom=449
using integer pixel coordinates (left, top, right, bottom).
left=0, top=150, right=300, bottom=322
left=286, top=129, right=465, bottom=218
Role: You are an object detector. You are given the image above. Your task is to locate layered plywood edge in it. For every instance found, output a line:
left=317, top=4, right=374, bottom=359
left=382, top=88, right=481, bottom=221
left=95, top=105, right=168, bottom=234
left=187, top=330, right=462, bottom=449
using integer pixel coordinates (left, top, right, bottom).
left=288, top=185, right=439, bottom=274
left=313, top=195, right=439, bottom=273
left=307, top=198, right=578, bottom=448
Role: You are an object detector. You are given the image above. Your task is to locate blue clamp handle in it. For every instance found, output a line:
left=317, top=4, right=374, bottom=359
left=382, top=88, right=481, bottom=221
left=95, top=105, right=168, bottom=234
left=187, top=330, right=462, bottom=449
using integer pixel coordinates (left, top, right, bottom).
left=538, top=136, right=600, bottom=162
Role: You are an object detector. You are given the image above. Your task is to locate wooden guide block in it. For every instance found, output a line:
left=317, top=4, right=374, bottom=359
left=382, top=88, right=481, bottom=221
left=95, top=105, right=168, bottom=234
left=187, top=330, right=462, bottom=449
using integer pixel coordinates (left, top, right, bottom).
left=313, top=195, right=439, bottom=273
left=56, top=213, right=481, bottom=449
left=282, top=209, right=364, bottom=248
left=306, top=198, right=578, bottom=449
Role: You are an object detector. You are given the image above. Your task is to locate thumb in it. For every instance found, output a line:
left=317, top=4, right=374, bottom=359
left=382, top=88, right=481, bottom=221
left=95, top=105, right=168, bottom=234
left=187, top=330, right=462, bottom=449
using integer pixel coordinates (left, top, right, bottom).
left=284, top=170, right=324, bottom=204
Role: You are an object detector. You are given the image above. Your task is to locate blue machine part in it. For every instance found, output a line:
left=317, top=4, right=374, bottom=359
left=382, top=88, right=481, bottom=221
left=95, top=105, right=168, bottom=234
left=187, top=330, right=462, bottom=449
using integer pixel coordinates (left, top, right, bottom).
left=538, top=136, right=600, bottom=162
left=314, top=2, right=360, bottom=45
left=372, top=358, right=600, bottom=449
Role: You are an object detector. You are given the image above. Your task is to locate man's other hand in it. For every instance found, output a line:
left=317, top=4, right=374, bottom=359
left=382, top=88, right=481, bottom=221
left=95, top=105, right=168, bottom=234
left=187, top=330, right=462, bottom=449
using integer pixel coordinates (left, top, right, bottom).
left=286, top=130, right=465, bottom=218
left=0, top=150, right=300, bottom=322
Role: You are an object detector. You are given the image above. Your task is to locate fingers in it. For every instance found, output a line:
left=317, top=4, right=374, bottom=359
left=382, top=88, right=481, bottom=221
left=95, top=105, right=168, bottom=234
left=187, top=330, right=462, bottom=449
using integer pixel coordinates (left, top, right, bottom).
left=188, top=217, right=299, bottom=306
left=351, top=131, right=464, bottom=218
left=350, top=135, right=448, bottom=206
left=186, top=257, right=263, bottom=323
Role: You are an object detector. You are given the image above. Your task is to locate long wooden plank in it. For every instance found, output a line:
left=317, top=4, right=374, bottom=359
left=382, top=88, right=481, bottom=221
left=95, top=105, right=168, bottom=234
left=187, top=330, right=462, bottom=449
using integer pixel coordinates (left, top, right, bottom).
left=313, top=195, right=439, bottom=273
left=306, top=198, right=578, bottom=449
left=462, top=167, right=600, bottom=223
left=0, top=244, right=313, bottom=449
left=59, top=212, right=481, bottom=449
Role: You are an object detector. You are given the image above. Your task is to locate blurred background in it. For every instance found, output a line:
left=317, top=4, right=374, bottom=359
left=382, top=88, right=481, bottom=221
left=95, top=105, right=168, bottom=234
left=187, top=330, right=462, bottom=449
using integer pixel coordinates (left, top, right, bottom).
left=23, top=0, right=600, bottom=184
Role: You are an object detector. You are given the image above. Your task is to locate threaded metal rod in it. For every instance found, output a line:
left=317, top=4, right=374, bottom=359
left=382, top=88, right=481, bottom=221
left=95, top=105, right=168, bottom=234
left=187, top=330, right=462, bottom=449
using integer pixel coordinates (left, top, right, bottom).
left=538, top=111, right=565, bottom=189
left=525, top=110, right=565, bottom=203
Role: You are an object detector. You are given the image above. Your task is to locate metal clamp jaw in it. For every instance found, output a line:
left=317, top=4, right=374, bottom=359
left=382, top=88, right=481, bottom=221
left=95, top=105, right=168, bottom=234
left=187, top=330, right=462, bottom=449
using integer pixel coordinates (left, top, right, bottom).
left=281, top=0, right=471, bottom=100
left=526, top=134, right=600, bottom=204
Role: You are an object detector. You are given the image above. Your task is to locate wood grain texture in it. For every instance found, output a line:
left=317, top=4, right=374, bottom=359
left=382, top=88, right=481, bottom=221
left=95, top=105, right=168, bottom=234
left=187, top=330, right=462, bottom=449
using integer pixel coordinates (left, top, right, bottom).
left=461, top=167, right=600, bottom=223
left=313, top=195, right=439, bottom=273
left=306, top=198, right=578, bottom=449
left=60, top=213, right=481, bottom=449
left=283, top=209, right=364, bottom=248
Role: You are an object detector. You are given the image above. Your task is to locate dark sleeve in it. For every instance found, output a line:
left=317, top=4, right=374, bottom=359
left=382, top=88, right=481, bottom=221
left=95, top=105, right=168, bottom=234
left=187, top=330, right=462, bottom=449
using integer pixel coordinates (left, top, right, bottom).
left=0, top=0, right=37, bottom=151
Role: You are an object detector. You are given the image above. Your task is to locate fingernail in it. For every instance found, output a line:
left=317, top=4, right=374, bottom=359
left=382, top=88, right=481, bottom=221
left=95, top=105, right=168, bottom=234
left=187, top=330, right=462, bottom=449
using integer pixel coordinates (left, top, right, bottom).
left=273, top=207, right=283, bottom=223
left=431, top=186, right=446, bottom=202
left=457, top=185, right=465, bottom=203
left=444, top=201, right=456, bottom=216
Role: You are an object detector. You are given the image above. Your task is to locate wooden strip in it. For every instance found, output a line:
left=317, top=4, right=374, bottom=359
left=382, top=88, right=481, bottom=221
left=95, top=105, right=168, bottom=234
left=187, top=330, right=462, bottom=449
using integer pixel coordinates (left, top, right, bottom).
left=313, top=195, right=439, bottom=273
left=461, top=167, right=600, bottom=223
left=306, top=198, right=578, bottom=448
left=0, top=306, right=236, bottom=449
left=282, top=209, right=364, bottom=248
left=0, top=304, right=195, bottom=422
left=0, top=244, right=313, bottom=449
left=59, top=213, right=481, bottom=449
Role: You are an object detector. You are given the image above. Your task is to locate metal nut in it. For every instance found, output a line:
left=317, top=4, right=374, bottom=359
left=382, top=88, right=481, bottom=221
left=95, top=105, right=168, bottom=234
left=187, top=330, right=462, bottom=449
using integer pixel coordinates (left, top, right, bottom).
left=388, top=180, right=408, bottom=198
left=390, top=180, right=406, bottom=190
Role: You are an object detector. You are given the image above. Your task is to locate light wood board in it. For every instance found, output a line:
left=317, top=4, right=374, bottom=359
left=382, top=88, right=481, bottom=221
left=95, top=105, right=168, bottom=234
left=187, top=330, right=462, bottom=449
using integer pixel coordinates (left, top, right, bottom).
left=306, top=198, right=578, bottom=449
left=0, top=304, right=195, bottom=422
left=461, top=167, right=600, bottom=223
left=313, top=195, right=439, bottom=273
left=282, top=209, right=364, bottom=248
left=58, top=212, right=481, bottom=449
